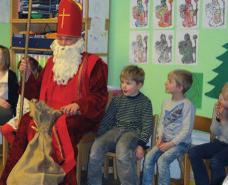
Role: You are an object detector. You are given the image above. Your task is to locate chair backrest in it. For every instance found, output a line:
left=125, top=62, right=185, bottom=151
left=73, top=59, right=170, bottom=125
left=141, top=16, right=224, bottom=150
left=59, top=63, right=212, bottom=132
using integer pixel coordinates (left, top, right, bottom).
left=193, top=115, right=212, bottom=133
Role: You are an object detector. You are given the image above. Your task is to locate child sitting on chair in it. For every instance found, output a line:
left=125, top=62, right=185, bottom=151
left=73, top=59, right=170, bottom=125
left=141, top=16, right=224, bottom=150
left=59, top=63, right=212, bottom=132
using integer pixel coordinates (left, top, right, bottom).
left=189, top=83, right=228, bottom=185
left=87, top=65, right=153, bottom=185
left=142, top=69, right=195, bottom=185
left=1, top=56, right=42, bottom=144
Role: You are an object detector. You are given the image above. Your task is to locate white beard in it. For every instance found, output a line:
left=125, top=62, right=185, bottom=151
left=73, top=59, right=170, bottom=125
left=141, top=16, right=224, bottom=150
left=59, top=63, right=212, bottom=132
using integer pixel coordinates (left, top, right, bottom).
left=50, top=38, right=85, bottom=85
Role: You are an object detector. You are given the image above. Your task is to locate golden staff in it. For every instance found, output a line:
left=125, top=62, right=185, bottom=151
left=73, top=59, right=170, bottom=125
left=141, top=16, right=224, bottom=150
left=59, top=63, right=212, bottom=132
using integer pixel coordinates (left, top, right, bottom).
left=19, top=0, right=33, bottom=119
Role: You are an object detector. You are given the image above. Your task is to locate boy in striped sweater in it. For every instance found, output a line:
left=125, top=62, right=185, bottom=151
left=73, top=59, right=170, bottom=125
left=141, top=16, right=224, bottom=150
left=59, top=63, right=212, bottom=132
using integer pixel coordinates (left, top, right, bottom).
left=87, top=65, right=153, bottom=185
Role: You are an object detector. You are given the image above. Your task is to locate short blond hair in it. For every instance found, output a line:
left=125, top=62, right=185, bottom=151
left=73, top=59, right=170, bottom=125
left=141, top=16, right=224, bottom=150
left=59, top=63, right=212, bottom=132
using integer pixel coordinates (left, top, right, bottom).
left=221, top=83, right=228, bottom=101
left=120, top=65, right=145, bottom=84
left=169, top=69, right=193, bottom=94
left=0, top=45, right=10, bottom=71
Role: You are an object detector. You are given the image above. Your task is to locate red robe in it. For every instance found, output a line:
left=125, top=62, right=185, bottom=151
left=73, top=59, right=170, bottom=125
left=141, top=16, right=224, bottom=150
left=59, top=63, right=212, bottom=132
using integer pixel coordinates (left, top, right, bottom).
left=0, top=52, right=108, bottom=185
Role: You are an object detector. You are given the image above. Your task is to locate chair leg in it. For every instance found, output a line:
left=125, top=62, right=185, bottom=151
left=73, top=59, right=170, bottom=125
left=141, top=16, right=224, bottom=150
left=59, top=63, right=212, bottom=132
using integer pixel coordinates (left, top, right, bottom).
left=103, top=155, right=109, bottom=179
left=2, top=136, right=8, bottom=167
left=183, top=154, right=190, bottom=185
left=113, top=156, right=118, bottom=180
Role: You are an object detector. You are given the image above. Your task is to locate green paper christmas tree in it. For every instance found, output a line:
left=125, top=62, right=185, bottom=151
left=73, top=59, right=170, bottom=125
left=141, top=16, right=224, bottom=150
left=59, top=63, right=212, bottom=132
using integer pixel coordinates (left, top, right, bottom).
left=205, top=43, right=228, bottom=99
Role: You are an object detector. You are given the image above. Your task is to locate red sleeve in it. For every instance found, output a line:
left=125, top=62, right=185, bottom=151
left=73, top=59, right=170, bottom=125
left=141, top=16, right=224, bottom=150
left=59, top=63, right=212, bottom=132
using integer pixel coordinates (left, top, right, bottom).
left=76, top=60, right=108, bottom=122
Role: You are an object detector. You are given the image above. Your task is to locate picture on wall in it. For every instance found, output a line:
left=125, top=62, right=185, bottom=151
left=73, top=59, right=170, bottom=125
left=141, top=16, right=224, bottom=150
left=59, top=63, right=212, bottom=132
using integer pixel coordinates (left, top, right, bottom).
left=177, top=0, right=199, bottom=29
left=153, top=30, right=173, bottom=64
left=130, top=0, right=149, bottom=28
left=88, top=18, right=108, bottom=53
left=203, top=0, right=226, bottom=28
left=176, top=30, right=199, bottom=65
left=89, top=0, right=109, bottom=19
left=129, top=31, right=148, bottom=64
left=153, top=0, right=174, bottom=29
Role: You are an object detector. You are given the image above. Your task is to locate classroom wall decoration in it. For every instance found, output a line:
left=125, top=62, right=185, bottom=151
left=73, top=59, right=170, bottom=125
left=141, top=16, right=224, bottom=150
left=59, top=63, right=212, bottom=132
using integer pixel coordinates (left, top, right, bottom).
left=176, top=30, right=199, bottom=65
left=87, top=0, right=109, bottom=54
left=0, top=0, right=10, bottom=23
left=129, top=31, right=148, bottom=64
left=177, top=0, right=200, bottom=29
left=186, top=73, right=203, bottom=108
left=128, top=0, right=226, bottom=65
left=205, top=43, right=228, bottom=99
left=130, top=0, right=149, bottom=28
left=203, top=0, right=227, bottom=29
left=153, top=30, right=173, bottom=64
left=153, top=0, right=174, bottom=29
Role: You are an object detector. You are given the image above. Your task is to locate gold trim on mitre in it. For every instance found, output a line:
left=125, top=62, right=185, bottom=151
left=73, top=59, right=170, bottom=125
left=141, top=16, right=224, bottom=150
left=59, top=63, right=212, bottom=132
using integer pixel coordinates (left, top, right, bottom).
left=68, top=0, right=83, bottom=10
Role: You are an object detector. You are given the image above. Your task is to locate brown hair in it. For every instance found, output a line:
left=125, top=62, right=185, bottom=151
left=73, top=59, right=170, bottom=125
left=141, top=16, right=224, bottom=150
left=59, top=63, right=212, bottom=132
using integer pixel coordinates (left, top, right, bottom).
left=120, top=65, right=145, bottom=84
left=0, top=45, right=10, bottom=71
left=18, top=56, right=42, bottom=78
left=169, top=69, right=193, bottom=94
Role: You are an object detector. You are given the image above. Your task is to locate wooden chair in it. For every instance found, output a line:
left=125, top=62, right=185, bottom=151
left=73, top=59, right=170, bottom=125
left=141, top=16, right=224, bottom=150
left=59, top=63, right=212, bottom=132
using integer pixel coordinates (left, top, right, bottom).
left=0, top=126, right=9, bottom=168
left=76, top=132, right=96, bottom=185
left=103, top=114, right=159, bottom=180
left=182, top=115, right=212, bottom=185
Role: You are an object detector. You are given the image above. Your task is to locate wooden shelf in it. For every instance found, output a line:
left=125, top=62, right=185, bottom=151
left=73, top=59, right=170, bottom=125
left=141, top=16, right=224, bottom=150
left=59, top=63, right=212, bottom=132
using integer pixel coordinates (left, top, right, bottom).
left=11, top=18, right=57, bottom=24
left=11, top=47, right=52, bottom=52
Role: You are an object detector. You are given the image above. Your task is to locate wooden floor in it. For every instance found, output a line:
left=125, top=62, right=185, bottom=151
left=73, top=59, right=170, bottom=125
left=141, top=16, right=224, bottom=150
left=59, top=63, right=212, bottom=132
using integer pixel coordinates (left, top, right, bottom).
left=0, top=146, right=190, bottom=185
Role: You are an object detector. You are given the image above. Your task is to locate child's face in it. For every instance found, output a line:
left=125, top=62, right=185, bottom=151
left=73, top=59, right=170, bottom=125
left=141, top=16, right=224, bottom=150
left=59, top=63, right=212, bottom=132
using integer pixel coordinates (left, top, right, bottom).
left=218, top=92, right=228, bottom=110
left=165, top=74, right=182, bottom=94
left=120, top=78, right=142, bottom=97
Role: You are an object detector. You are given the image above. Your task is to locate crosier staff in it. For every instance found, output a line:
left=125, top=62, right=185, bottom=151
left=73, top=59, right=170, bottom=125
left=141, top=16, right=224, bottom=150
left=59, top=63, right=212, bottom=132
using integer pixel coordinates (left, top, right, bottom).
left=19, top=0, right=33, bottom=120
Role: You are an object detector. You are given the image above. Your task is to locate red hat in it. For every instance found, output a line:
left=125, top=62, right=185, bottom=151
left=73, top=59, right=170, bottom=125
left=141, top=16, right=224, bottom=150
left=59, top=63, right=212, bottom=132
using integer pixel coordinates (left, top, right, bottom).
left=57, top=0, right=83, bottom=37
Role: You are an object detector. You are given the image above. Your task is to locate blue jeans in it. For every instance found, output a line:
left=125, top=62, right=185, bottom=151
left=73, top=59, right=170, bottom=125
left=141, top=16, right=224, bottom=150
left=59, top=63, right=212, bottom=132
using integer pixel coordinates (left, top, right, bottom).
left=87, top=127, right=138, bottom=185
left=188, top=139, right=228, bottom=185
left=142, top=143, right=188, bottom=185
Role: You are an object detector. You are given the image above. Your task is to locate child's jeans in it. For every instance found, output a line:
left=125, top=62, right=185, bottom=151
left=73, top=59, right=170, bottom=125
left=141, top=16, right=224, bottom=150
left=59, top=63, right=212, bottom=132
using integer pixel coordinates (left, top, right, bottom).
left=87, top=127, right=139, bottom=185
left=142, top=143, right=189, bottom=185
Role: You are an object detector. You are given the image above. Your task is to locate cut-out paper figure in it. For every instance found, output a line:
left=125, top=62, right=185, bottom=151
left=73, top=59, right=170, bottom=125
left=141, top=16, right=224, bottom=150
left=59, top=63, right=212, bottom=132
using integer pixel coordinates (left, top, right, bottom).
left=132, top=0, right=148, bottom=27
left=179, top=0, right=198, bottom=28
left=178, top=33, right=198, bottom=64
left=155, top=34, right=172, bottom=63
left=155, top=0, right=173, bottom=27
left=206, top=0, right=225, bottom=27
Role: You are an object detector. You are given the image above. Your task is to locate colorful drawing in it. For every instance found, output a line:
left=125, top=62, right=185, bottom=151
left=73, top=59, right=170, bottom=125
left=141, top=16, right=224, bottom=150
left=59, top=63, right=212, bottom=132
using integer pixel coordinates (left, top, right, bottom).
left=155, top=0, right=173, bottom=28
left=155, top=34, right=172, bottom=63
left=130, top=32, right=148, bottom=64
left=131, top=0, right=149, bottom=28
left=205, top=0, right=225, bottom=27
left=178, top=33, right=198, bottom=64
left=179, top=0, right=198, bottom=28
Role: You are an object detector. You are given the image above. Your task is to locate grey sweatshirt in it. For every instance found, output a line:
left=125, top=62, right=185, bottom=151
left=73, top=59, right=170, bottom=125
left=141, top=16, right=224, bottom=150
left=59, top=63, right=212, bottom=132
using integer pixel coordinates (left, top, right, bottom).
left=157, top=98, right=195, bottom=145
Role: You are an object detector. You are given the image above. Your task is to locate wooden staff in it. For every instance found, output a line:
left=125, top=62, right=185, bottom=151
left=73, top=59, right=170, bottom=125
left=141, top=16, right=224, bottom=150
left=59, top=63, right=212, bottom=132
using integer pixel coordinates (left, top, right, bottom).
left=19, top=0, right=33, bottom=119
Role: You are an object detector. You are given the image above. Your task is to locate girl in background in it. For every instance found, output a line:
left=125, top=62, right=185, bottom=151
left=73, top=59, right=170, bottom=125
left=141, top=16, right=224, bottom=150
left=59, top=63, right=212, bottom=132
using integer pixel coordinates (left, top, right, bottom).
left=0, top=45, right=18, bottom=125
left=1, top=56, right=42, bottom=144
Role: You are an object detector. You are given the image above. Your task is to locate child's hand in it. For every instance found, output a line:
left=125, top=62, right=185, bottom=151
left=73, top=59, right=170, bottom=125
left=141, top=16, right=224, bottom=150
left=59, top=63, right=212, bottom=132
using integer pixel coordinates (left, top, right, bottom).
left=0, top=98, right=11, bottom=109
left=135, top=145, right=144, bottom=160
left=156, top=136, right=162, bottom=147
left=158, top=141, right=174, bottom=152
